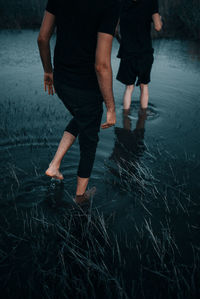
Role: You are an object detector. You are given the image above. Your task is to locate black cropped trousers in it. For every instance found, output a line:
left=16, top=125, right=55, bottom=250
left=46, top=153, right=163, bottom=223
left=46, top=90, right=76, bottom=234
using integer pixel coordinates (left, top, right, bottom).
left=54, top=79, right=103, bottom=178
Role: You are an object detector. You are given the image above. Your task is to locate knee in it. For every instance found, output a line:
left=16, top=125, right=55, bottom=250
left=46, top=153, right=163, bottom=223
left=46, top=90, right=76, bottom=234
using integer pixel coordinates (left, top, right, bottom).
left=126, top=85, right=134, bottom=92
left=140, top=84, right=148, bottom=89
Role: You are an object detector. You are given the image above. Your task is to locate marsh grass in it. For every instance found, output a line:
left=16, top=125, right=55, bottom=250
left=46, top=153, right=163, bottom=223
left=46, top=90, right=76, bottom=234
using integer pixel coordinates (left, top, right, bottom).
left=1, top=141, right=200, bottom=298
left=0, top=93, right=200, bottom=298
left=0, top=200, right=127, bottom=298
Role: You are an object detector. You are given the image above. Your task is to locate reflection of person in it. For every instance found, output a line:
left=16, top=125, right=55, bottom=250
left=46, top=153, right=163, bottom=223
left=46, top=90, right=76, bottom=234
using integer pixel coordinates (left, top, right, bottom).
left=37, top=1, right=119, bottom=202
left=116, top=0, right=162, bottom=110
left=109, top=108, right=147, bottom=180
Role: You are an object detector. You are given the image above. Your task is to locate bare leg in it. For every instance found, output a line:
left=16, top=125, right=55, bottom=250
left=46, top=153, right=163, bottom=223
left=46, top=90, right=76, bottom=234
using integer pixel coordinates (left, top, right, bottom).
left=140, top=84, right=149, bottom=109
left=75, top=177, right=96, bottom=204
left=76, top=176, right=89, bottom=196
left=46, top=131, right=76, bottom=180
left=123, top=85, right=134, bottom=110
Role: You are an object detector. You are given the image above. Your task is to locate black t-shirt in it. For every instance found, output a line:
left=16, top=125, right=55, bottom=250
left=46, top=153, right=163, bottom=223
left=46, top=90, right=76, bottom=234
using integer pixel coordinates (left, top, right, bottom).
left=118, top=0, right=159, bottom=58
left=45, top=0, right=119, bottom=90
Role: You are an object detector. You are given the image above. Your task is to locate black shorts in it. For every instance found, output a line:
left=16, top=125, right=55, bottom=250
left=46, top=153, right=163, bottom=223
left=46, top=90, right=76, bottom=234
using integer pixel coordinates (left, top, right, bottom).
left=116, top=54, right=154, bottom=86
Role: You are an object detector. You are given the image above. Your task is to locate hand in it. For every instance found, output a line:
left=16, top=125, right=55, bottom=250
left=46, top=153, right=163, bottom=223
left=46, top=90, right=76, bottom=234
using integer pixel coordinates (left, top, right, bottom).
left=44, top=72, right=55, bottom=95
left=101, top=110, right=116, bottom=129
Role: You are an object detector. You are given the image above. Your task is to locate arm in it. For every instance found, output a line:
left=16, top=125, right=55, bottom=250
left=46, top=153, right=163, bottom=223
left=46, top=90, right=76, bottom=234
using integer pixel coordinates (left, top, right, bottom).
left=152, top=13, right=162, bottom=32
left=37, top=11, right=56, bottom=95
left=95, top=32, right=116, bottom=129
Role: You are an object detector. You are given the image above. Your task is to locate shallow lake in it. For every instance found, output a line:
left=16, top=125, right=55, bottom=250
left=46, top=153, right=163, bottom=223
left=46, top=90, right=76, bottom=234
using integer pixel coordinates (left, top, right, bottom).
left=1, top=30, right=200, bottom=204
left=0, top=30, right=200, bottom=298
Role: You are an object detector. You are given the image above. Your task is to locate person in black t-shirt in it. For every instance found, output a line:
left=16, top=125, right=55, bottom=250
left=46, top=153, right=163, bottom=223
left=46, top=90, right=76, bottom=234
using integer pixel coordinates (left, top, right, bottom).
left=37, top=0, right=119, bottom=203
left=116, top=0, right=162, bottom=110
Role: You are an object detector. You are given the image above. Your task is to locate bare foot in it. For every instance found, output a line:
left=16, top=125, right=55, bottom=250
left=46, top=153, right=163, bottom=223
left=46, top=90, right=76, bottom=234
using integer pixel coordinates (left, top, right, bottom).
left=74, top=187, right=96, bottom=204
left=45, top=163, right=64, bottom=180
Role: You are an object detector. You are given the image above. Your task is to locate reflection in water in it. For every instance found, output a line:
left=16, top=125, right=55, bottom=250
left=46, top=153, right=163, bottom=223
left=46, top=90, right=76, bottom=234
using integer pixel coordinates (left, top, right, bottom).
left=45, top=179, right=66, bottom=208
left=108, top=108, right=147, bottom=189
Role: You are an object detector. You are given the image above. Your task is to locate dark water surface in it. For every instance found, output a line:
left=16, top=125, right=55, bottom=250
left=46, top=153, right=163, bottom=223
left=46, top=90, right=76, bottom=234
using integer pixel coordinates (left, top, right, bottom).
left=0, top=30, right=200, bottom=298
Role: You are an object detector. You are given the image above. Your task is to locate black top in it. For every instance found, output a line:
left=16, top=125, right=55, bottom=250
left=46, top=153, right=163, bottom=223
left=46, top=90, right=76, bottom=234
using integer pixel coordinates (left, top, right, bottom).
left=46, top=0, right=119, bottom=90
left=118, top=0, right=159, bottom=58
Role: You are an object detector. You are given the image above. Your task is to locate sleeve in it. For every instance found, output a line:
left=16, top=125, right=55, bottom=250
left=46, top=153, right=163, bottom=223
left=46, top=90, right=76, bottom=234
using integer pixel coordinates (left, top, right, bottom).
left=98, top=1, right=120, bottom=36
left=46, top=0, right=57, bottom=16
left=152, top=0, right=159, bottom=15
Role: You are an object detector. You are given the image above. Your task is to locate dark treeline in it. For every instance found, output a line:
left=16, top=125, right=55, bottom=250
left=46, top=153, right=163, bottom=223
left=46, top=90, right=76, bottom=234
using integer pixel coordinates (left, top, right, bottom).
left=0, top=0, right=200, bottom=39
left=158, top=0, right=200, bottom=39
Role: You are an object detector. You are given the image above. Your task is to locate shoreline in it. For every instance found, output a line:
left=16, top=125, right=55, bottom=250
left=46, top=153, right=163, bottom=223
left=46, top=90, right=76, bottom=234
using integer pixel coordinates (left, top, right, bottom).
left=0, top=28, right=200, bottom=42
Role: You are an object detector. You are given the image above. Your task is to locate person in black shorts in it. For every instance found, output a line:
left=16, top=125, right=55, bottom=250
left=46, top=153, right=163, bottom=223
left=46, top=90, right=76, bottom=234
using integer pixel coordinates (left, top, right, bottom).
left=37, top=0, right=119, bottom=203
left=116, top=0, right=162, bottom=110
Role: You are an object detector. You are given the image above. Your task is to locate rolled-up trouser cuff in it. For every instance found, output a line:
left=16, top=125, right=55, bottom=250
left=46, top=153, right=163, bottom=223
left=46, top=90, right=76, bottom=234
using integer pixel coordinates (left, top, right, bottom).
left=65, top=118, right=79, bottom=137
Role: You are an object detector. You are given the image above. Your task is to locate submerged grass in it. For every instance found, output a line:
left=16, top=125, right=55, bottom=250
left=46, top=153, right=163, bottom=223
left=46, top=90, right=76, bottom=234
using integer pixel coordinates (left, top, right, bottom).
left=0, top=142, right=200, bottom=298
left=0, top=88, right=200, bottom=298
left=0, top=201, right=127, bottom=298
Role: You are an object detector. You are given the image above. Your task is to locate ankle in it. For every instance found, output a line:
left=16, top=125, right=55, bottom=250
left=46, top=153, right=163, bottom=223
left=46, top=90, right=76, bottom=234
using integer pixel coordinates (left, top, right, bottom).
left=124, top=103, right=131, bottom=110
left=76, top=193, right=85, bottom=197
left=141, top=105, right=148, bottom=110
